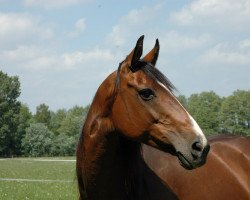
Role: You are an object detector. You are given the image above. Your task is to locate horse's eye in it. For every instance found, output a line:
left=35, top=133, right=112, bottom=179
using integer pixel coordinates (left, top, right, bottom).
left=138, top=89, right=155, bottom=101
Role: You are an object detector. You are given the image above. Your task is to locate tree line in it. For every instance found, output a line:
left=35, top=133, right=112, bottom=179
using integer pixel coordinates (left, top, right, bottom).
left=0, top=71, right=249, bottom=157
left=178, top=90, right=250, bottom=136
left=0, top=71, right=89, bottom=157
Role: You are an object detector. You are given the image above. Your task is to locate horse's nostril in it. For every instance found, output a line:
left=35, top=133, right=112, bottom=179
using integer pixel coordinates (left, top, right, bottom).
left=192, top=142, right=202, bottom=152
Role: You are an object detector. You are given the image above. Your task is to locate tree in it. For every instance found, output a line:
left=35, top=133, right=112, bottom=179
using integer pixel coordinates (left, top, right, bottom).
left=188, top=91, right=222, bottom=135
left=57, top=105, right=86, bottom=137
left=34, top=103, right=51, bottom=126
left=220, top=90, right=250, bottom=135
left=16, top=104, right=32, bottom=155
left=0, top=71, right=21, bottom=156
left=51, top=134, right=77, bottom=156
left=50, top=105, right=89, bottom=156
left=49, top=109, right=67, bottom=135
left=22, top=123, right=54, bottom=156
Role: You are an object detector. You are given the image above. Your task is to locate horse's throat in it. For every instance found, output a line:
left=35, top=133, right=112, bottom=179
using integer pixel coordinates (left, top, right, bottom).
left=85, top=132, right=143, bottom=199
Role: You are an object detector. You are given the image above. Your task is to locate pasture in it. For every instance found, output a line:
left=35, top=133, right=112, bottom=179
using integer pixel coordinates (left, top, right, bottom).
left=0, top=157, right=78, bottom=200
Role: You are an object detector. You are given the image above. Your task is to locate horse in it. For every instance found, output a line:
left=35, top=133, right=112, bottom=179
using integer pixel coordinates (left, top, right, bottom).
left=76, top=36, right=249, bottom=200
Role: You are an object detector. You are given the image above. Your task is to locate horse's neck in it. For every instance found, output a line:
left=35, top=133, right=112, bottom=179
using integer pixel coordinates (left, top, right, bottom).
left=84, top=132, right=144, bottom=200
left=81, top=72, right=144, bottom=199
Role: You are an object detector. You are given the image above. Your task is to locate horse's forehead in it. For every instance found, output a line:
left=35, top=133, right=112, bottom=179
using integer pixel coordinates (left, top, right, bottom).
left=134, top=72, right=149, bottom=84
left=127, top=70, right=154, bottom=86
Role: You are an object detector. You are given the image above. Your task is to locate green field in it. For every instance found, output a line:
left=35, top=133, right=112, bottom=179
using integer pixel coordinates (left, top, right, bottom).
left=0, top=157, right=78, bottom=200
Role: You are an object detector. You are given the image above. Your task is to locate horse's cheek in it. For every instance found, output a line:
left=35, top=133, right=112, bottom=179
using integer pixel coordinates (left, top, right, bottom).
left=111, top=99, right=142, bottom=138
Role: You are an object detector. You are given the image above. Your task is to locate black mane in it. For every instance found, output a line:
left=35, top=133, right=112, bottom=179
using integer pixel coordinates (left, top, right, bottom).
left=140, top=63, right=176, bottom=93
left=130, top=60, right=176, bottom=93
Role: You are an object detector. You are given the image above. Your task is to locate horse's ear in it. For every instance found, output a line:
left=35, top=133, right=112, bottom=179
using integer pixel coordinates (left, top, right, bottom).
left=126, top=35, right=144, bottom=67
left=142, top=39, right=160, bottom=66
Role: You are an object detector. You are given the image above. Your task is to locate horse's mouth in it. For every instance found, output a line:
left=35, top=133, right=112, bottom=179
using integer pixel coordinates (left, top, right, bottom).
left=144, top=134, right=177, bottom=156
left=147, top=138, right=196, bottom=170
left=177, top=152, right=194, bottom=170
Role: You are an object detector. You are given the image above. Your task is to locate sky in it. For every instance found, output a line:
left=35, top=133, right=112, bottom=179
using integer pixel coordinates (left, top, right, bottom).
left=1, top=0, right=250, bottom=112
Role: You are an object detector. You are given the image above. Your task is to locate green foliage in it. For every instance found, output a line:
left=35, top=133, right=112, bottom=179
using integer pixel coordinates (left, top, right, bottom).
left=57, top=106, right=85, bottom=137
left=49, top=105, right=87, bottom=156
left=19, top=105, right=89, bottom=157
left=187, top=91, right=222, bottom=135
left=220, top=90, right=250, bottom=135
left=34, top=103, right=51, bottom=126
left=49, top=109, right=67, bottom=135
left=22, top=123, right=54, bottom=156
left=0, top=71, right=21, bottom=156
left=16, top=104, right=32, bottom=155
left=51, top=134, right=78, bottom=156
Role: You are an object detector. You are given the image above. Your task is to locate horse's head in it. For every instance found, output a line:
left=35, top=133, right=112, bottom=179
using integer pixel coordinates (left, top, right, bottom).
left=111, top=36, right=209, bottom=170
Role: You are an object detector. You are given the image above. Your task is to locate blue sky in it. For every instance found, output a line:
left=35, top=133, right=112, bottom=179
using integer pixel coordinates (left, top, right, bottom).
left=1, top=0, right=250, bottom=112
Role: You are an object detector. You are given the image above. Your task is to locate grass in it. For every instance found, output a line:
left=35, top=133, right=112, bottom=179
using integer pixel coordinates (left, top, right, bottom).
left=0, top=157, right=78, bottom=200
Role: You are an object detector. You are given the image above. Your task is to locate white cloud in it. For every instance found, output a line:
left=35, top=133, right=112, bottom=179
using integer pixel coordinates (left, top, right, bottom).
left=169, top=0, right=250, bottom=30
left=0, top=44, right=118, bottom=111
left=0, top=12, right=54, bottom=48
left=105, top=3, right=211, bottom=56
left=0, top=43, right=118, bottom=112
left=159, top=31, right=211, bottom=54
left=239, top=39, right=250, bottom=49
left=0, top=45, right=115, bottom=71
left=60, top=48, right=115, bottom=70
left=106, top=4, right=163, bottom=47
left=198, top=40, right=250, bottom=66
left=68, top=18, right=86, bottom=38
left=23, top=0, right=89, bottom=9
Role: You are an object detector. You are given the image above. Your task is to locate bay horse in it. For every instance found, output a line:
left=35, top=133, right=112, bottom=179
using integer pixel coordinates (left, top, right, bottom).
left=76, top=35, right=210, bottom=200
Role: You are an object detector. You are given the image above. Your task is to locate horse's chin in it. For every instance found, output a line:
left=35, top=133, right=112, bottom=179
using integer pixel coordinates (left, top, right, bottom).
left=177, top=144, right=210, bottom=170
left=176, top=152, right=195, bottom=170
